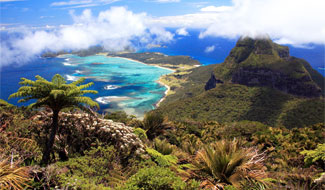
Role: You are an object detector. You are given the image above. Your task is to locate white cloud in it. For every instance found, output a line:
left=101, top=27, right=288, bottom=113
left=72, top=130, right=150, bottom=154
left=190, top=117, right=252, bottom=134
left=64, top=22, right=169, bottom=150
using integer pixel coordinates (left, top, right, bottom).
left=0, top=7, right=173, bottom=66
left=40, top=16, right=55, bottom=19
left=204, top=45, right=215, bottom=53
left=151, top=0, right=325, bottom=46
left=176, top=27, right=188, bottom=36
left=200, top=5, right=232, bottom=12
left=51, top=0, right=120, bottom=8
left=150, top=12, right=219, bottom=28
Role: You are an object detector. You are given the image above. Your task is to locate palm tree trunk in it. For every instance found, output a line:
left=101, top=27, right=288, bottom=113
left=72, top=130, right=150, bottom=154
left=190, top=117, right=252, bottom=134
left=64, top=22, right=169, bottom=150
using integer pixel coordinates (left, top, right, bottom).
left=41, top=110, right=59, bottom=166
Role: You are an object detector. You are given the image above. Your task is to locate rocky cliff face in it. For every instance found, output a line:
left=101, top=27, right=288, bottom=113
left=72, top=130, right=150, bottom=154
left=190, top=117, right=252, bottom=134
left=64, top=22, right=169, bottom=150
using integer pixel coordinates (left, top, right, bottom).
left=231, top=67, right=322, bottom=97
left=211, top=37, right=323, bottom=97
left=205, top=73, right=223, bottom=91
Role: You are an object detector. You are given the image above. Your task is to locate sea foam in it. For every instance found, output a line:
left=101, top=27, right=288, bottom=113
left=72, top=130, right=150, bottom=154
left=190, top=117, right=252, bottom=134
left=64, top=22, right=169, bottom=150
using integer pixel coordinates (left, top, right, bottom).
left=62, top=62, right=75, bottom=66
left=96, top=96, right=131, bottom=104
left=65, top=75, right=79, bottom=81
left=104, top=85, right=120, bottom=90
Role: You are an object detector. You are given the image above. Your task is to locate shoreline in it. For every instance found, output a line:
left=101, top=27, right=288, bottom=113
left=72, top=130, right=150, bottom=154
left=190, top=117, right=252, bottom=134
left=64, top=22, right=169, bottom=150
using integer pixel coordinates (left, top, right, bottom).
left=102, top=54, right=175, bottom=108
left=155, top=80, right=170, bottom=107
left=105, top=55, right=175, bottom=72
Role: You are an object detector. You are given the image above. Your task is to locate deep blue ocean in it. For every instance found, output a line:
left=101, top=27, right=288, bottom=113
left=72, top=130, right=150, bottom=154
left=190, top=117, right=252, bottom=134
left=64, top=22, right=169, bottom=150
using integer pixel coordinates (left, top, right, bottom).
left=1, top=29, right=324, bottom=117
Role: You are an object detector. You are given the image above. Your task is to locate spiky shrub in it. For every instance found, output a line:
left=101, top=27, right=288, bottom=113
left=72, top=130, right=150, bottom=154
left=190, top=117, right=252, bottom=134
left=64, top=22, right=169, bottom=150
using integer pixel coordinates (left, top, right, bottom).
left=193, top=140, right=266, bottom=187
left=153, top=138, right=175, bottom=155
left=0, top=159, right=31, bottom=190
left=142, top=112, right=167, bottom=140
left=9, top=74, right=99, bottom=165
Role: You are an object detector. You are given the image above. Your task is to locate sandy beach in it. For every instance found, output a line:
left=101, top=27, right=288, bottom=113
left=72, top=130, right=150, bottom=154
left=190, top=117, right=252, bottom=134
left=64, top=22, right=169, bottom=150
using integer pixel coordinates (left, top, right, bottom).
left=155, top=80, right=170, bottom=107
left=104, top=55, right=175, bottom=72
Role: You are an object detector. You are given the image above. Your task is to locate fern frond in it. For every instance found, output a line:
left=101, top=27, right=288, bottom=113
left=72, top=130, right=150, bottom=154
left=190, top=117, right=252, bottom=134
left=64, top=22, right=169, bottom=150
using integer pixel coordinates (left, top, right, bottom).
left=71, top=77, right=85, bottom=86
left=18, top=78, right=36, bottom=86
left=51, top=74, right=66, bottom=87
left=50, top=89, right=65, bottom=99
left=0, top=99, right=14, bottom=107
left=72, top=97, right=99, bottom=108
left=80, top=90, right=98, bottom=95
left=77, top=82, right=94, bottom=90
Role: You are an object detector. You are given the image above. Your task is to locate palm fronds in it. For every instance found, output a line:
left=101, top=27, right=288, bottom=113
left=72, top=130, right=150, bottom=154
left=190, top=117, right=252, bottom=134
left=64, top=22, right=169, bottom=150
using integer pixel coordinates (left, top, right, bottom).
left=142, top=112, right=168, bottom=140
left=193, top=139, right=266, bottom=187
left=9, top=74, right=99, bottom=110
left=0, top=159, right=31, bottom=190
left=153, top=138, right=175, bottom=155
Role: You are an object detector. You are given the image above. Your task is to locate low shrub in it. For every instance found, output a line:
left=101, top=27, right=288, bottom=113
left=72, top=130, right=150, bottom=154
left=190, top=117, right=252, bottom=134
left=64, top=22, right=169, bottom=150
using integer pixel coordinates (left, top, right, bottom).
left=123, top=166, right=186, bottom=190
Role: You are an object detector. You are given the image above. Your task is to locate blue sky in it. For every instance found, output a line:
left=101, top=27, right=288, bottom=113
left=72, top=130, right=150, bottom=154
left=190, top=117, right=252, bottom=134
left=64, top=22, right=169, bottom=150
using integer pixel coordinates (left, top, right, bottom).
left=1, top=0, right=231, bottom=26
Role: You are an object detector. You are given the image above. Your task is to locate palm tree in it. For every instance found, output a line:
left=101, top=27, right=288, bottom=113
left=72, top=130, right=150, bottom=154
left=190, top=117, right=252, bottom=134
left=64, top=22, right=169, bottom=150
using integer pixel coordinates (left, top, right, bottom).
left=9, top=74, right=99, bottom=165
left=193, top=139, right=266, bottom=187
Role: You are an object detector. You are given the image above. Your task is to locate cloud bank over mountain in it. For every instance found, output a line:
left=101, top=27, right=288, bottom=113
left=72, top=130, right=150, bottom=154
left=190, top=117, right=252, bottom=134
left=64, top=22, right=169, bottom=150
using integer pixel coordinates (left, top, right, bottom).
left=0, top=7, right=173, bottom=66
left=152, top=0, right=325, bottom=45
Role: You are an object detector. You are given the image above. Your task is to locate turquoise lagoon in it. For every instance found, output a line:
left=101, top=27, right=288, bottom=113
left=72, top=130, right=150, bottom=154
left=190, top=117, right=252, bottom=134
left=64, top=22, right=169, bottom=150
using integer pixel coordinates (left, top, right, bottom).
left=1, top=55, right=172, bottom=117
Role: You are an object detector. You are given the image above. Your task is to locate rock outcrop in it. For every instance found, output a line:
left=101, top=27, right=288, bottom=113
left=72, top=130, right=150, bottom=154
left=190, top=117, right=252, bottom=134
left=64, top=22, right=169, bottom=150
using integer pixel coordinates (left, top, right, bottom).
left=205, top=73, right=223, bottom=91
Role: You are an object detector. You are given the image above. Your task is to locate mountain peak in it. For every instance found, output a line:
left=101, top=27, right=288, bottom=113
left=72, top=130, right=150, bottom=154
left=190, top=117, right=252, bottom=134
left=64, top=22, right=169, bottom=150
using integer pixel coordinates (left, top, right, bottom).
left=213, top=37, right=323, bottom=97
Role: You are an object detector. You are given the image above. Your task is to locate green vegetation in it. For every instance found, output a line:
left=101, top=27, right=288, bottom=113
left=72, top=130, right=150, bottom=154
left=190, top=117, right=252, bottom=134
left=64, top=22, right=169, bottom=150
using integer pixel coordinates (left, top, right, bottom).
left=2, top=37, right=325, bottom=189
left=135, top=112, right=168, bottom=140
left=157, top=83, right=324, bottom=128
left=301, top=143, right=325, bottom=166
left=0, top=99, right=14, bottom=107
left=123, top=166, right=197, bottom=190
left=104, top=110, right=136, bottom=124
left=193, top=140, right=266, bottom=187
left=1, top=98, right=324, bottom=189
left=8, top=74, right=99, bottom=165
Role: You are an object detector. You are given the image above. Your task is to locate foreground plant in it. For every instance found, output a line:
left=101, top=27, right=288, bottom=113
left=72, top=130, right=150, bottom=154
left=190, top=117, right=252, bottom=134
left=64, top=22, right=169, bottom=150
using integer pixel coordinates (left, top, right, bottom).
left=141, top=112, right=168, bottom=140
left=0, top=159, right=31, bottom=190
left=9, top=74, right=99, bottom=165
left=193, top=139, right=266, bottom=188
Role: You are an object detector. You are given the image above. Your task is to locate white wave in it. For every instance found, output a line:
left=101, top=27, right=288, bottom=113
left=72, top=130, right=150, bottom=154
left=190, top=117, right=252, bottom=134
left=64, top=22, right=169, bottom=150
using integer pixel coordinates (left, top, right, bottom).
left=104, top=85, right=120, bottom=90
left=96, top=97, right=111, bottom=104
left=66, top=75, right=79, bottom=81
left=318, top=67, right=325, bottom=70
left=62, top=62, right=75, bottom=66
left=96, top=96, right=131, bottom=104
left=75, top=70, right=83, bottom=74
left=65, top=58, right=70, bottom=61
